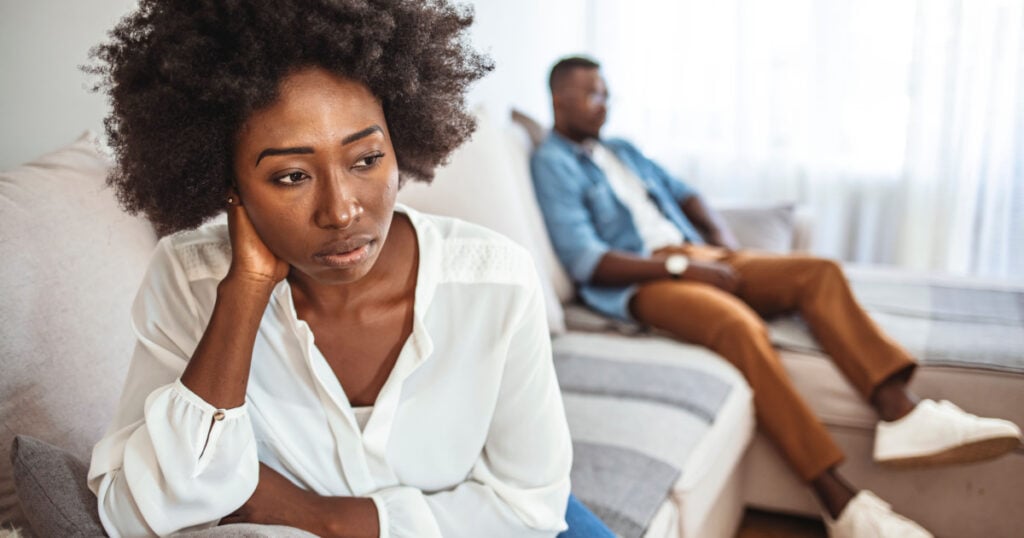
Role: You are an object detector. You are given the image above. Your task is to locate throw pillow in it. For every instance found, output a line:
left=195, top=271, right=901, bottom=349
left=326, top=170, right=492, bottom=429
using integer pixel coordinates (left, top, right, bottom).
left=9, top=436, right=105, bottom=536
left=715, top=202, right=797, bottom=253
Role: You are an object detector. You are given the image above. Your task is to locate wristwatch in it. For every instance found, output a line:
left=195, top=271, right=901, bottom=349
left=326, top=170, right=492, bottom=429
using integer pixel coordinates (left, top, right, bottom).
left=664, top=254, right=689, bottom=280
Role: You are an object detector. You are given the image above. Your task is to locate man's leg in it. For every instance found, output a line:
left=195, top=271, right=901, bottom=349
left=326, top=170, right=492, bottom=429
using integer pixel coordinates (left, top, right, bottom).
left=723, top=251, right=916, bottom=408
left=723, top=250, right=1020, bottom=470
left=631, top=279, right=844, bottom=483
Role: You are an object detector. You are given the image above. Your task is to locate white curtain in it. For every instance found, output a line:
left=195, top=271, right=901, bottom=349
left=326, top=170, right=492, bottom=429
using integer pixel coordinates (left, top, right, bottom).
left=585, top=0, right=1024, bottom=279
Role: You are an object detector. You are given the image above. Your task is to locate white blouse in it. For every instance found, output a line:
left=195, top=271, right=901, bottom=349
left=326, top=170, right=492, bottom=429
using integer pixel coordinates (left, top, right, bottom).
left=88, top=205, right=572, bottom=537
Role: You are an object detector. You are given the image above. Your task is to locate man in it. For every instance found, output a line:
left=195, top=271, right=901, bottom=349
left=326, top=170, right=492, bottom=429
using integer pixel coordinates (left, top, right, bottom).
left=531, top=56, right=1021, bottom=538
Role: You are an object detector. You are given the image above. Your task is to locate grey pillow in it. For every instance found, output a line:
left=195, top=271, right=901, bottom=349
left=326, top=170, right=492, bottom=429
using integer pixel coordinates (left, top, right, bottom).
left=10, top=436, right=321, bottom=538
left=9, top=435, right=105, bottom=537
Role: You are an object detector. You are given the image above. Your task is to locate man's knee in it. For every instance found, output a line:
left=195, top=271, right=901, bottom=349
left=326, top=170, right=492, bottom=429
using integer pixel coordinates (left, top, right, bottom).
left=705, top=306, right=767, bottom=349
left=809, top=257, right=844, bottom=279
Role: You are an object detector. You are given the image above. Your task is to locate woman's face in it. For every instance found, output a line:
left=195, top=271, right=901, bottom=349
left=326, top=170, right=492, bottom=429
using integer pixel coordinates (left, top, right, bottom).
left=232, top=67, right=400, bottom=285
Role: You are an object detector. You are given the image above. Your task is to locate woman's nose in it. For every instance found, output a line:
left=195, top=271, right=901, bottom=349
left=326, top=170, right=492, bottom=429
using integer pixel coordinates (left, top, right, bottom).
left=314, top=176, right=363, bottom=229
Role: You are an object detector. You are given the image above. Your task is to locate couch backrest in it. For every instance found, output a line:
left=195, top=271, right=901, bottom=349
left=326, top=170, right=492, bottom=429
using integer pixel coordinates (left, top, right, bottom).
left=0, top=132, right=158, bottom=527
left=398, top=106, right=573, bottom=333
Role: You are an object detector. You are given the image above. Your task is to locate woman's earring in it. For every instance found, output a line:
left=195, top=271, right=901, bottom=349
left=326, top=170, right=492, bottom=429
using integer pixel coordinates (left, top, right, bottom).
left=226, top=196, right=235, bottom=205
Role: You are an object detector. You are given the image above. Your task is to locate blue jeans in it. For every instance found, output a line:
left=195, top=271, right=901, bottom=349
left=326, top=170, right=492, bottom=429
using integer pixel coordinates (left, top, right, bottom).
left=559, top=493, right=615, bottom=537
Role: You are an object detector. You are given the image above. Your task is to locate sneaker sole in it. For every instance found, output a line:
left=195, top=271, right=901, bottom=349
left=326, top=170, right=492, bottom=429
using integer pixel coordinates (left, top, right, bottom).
left=877, top=436, right=1021, bottom=468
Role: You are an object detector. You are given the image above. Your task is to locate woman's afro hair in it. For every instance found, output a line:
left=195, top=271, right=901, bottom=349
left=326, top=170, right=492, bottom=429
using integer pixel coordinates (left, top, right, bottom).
left=88, top=0, right=492, bottom=235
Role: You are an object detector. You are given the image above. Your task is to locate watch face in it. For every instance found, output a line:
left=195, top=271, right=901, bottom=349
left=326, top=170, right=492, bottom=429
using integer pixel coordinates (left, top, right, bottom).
left=666, top=254, right=689, bottom=275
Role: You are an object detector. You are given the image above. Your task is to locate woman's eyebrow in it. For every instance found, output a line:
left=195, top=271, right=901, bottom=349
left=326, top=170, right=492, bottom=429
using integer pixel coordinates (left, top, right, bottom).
left=255, top=146, right=313, bottom=166
left=254, top=125, right=384, bottom=167
left=341, top=124, right=383, bottom=145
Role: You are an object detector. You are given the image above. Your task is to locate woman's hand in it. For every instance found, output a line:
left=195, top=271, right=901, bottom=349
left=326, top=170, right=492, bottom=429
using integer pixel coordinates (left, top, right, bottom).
left=221, top=464, right=379, bottom=538
left=226, top=200, right=289, bottom=286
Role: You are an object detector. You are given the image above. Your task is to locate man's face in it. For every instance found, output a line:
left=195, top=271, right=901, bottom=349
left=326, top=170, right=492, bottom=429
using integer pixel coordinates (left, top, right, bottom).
left=554, top=67, right=608, bottom=140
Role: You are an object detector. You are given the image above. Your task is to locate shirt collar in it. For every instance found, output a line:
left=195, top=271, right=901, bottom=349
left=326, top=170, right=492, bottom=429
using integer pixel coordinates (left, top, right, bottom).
left=550, top=130, right=601, bottom=158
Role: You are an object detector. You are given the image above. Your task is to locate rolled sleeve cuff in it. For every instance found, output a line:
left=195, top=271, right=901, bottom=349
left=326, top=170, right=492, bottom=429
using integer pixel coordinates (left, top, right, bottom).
left=371, top=487, right=442, bottom=538
left=569, top=244, right=610, bottom=284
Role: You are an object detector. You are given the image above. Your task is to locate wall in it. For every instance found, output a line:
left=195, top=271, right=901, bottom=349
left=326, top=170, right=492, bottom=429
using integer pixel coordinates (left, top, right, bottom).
left=463, top=0, right=588, bottom=126
left=0, top=0, right=137, bottom=171
left=0, top=0, right=586, bottom=171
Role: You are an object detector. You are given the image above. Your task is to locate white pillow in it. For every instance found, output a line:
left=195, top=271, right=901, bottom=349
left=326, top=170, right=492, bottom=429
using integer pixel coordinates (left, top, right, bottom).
left=0, top=132, right=158, bottom=528
left=398, top=107, right=567, bottom=333
left=714, top=202, right=797, bottom=253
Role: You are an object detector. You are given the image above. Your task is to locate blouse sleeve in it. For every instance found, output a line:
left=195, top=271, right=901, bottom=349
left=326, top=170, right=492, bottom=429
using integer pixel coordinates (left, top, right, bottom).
left=370, top=262, right=573, bottom=538
left=87, top=238, right=260, bottom=537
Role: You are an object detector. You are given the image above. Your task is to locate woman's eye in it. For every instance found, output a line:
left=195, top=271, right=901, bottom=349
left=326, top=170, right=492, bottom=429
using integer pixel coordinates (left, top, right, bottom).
left=273, top=171, right=308, bottom=185
left=356, top=153, right=385, bottom=169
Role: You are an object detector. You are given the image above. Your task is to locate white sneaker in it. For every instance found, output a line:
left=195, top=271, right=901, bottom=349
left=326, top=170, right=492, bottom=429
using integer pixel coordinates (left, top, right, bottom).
left=874, top=399, right=1022, bottom=467
left=824, top=490, right=932, bottom=538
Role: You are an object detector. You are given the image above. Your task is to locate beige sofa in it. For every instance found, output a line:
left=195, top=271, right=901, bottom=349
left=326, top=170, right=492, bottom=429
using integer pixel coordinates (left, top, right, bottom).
left=399, top=107, right=1024, bottom=537
left=1, top=107, right=1021, bottom=537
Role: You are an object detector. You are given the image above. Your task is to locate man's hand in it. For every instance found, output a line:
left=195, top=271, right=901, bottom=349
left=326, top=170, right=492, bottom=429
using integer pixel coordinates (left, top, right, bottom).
left=682, top=260, right=740, bottom=294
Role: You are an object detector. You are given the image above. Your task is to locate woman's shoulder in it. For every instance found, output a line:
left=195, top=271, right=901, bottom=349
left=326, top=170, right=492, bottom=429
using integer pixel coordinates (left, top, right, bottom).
left=153, top=216, right=231, bottom=284
left=401, top=205, right=536, bottom=289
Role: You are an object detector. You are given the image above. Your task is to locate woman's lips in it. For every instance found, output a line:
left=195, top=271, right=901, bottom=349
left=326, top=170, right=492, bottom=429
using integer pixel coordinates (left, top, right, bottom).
left=313, top=241, right=372, bottom=268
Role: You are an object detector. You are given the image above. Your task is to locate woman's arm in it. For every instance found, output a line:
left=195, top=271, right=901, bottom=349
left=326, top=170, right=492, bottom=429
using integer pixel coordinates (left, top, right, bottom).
left=90, top=203, right=289, bottom=536
left=221, top=464, right=379, bottom=538
left=180, top=203, right=288, bottom=408
left=680, top=195, right=741, bottom=250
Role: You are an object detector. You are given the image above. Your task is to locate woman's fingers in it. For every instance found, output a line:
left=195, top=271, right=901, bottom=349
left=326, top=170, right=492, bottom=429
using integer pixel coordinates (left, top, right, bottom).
left=226, top=201, right=289, bottom=284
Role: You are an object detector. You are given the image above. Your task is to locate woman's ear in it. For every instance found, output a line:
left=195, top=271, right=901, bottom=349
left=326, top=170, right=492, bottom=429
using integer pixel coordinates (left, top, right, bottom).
left=225, top=184, right=242, bottom=207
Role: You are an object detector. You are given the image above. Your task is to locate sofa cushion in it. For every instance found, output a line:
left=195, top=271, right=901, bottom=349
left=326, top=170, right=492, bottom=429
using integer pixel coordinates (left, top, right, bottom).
left=0, top=132, right=158, bottom=528
left=553, top=332, right=753, bottom=538
left=713, top=202, right=797, bottom=254
left=9, top=435, right=105, bottom=536
left=399, top=107, right=568, bottom=332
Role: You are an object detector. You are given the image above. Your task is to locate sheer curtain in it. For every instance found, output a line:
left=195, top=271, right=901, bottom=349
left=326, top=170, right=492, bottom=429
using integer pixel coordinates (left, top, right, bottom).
left=585, top=0, right=1023, bottom=279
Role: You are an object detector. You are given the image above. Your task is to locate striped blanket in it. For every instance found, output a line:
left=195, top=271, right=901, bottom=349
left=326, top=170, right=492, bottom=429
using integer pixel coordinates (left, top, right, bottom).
left=768, top=270, right=1024, bottom=374
left=553, top=339, right=741, bottom=538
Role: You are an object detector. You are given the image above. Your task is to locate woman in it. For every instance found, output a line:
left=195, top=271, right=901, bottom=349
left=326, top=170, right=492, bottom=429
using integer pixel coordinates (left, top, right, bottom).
left=87, top=1, right=607, bottom=536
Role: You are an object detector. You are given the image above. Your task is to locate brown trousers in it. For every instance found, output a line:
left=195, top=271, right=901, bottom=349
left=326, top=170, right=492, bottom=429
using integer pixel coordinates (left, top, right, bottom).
left=630, top=245, right=916, bottom=482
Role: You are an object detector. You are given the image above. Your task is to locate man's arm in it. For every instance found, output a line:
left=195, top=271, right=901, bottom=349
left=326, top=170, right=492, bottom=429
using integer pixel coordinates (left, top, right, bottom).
left=615, top=140, right=740, bottom=250
left=591, top=249, right=738, bottom=293
left=680, top=195, right=741, bottom=250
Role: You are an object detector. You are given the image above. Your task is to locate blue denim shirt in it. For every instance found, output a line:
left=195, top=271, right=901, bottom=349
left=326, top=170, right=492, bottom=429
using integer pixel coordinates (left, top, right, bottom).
left=531, top=131, right=705, bottom=321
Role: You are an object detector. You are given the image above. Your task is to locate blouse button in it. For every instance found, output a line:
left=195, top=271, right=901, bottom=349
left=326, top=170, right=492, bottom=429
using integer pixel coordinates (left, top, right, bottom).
left=213, top=410, right=226, bottom=421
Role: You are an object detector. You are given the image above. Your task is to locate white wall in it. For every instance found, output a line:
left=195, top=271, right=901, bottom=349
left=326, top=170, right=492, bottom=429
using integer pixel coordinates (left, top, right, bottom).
left=0, top=0, right=584, bottom=171
left=0, top=0, right=137, bottom=171
left=461, top=0, right=588, bottom=126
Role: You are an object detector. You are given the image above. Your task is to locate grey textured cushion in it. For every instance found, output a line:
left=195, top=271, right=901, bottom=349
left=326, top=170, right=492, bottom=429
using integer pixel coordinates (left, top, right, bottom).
left=10, top=436, right=319, bottom=538
left=178, top=524, right=318, bottom=537
left=9, top=435, right=104, bottom=537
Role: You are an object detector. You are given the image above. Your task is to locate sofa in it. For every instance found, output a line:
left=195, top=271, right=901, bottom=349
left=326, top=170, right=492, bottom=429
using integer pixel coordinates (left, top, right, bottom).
left=1, top=107, right=1022, bottom=537
left=399, top=107, right=1024, bottom=537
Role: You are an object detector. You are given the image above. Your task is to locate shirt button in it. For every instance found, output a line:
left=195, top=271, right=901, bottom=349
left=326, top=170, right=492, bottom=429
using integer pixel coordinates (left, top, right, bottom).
left=213, top=410, right=226, bottom=421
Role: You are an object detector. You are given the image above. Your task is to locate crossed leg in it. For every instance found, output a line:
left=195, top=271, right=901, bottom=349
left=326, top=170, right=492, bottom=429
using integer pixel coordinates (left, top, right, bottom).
left=630, top=248, right=917, bottom=517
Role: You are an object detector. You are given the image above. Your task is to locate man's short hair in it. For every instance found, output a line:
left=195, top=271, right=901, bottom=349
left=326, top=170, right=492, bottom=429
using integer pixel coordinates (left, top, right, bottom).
left=548, top=56, right=601, bottom=93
